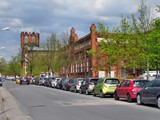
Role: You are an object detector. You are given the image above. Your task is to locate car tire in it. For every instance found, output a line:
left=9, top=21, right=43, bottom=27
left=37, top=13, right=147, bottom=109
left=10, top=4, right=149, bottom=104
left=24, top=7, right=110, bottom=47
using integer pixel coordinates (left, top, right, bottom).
left=74, top=88, right=77, bottom=93
left=157, top=96, right=160, bottom=109
left=127, top=94, right=132, bottom=102
left=93, top=90, right=96, bottom=97
left=79, top=88, right=82, bottom=94
left=100, top=91, right=105, bottom=98
left=137, top=94, right=143, bottom=105
left=114, top=92, right=119, bottom=100
left=70, top=88, right=72, bottom=92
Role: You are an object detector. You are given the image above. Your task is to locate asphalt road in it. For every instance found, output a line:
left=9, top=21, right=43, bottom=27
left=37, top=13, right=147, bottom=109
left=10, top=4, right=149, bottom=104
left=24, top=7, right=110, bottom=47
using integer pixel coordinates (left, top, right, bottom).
left=4, top=80, right=160, bottom=120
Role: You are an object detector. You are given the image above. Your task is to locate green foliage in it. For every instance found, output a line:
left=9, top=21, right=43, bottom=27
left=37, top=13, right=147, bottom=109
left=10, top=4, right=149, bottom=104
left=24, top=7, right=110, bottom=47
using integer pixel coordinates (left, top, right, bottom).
left=8, top=56, right=22, bottom=76
left=88, top=0, right=160, bottom=79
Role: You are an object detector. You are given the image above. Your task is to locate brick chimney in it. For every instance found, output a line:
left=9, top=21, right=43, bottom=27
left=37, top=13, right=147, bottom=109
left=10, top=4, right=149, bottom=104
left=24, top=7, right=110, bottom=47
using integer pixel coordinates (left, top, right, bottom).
left=90, top=24, right=97, bottom=77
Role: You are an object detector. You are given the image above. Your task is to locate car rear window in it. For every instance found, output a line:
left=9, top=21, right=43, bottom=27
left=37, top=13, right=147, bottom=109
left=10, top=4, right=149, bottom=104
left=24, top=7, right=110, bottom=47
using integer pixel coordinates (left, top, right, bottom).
left=69, top=79, right=74, bottom=83
left=133, top=80, right=149, bottom=87
left=90, top=79, right=99, bottom=83
left=105, top=79, right=119, bottom=84
left=77, top=79, right=84, bottom=82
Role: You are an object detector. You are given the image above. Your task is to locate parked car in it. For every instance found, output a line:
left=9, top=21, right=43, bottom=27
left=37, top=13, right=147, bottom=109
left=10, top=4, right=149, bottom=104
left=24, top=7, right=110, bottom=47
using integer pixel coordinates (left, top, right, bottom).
left=137, top=80, right=160, bottom=109
left=0, top=77, right=3, bottom=86
left=79, top=78, right=99, bottom=95
left=93, top=78, right=120, bottom=98
left=44, top=77, right=55, bottom=87
left=56, top=78, right=66, bottom=89
left=16, top=78, right=20, bottom=84
left=70, top=78, right=84, bottom=92
left=51, top=78, right=62, bottom=88
left=62, top=78, right=75, bottom=91
left=39, top=77, right=48, bottom=86
left=34, top=77, right=40, bottom=85
left=115, top=79, right=149, bottom=102
left=44, top=78, right=50, bottom=86
left=19, top=77, right=30, bottom=85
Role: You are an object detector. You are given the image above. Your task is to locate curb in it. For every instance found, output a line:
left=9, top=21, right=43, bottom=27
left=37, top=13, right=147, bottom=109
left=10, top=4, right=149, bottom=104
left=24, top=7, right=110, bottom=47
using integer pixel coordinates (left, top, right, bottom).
left=0, top=87, right=33, bottom=120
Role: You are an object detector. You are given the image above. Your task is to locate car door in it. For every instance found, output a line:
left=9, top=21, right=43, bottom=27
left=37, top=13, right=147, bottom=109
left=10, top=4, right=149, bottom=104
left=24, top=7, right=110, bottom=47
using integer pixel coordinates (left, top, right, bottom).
left=116, top=81, right=126, bottom=98
left=149, top=80, right=160, bottom=104
left=141, top=80, right=155, bottom=103
left=123, top=80, right=131, bottom=98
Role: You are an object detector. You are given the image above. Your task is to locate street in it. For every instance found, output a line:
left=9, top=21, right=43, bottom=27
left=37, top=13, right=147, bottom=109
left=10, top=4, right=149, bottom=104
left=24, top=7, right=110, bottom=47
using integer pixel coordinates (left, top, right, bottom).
left=4, top=80, right=160, bottom=120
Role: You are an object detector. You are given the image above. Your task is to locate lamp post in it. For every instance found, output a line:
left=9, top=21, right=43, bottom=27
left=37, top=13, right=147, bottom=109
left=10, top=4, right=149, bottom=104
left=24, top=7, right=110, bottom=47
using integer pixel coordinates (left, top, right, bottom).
left=1, top=27, right=10, bottom=31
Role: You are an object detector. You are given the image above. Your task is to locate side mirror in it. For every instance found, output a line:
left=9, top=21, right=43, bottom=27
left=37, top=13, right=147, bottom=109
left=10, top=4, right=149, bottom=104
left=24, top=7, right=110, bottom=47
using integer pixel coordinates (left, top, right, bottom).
left=116, top=84, right=120, bottom=87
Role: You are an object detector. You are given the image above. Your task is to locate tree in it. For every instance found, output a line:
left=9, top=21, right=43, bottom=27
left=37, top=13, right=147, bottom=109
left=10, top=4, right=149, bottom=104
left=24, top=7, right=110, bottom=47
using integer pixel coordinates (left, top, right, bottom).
left=0, top=57, right=7, bottom=76
left=8, top=55, right=22, bottom=79
left=131, top=0, right=160, bottom=79
left=88, top=0, right=160, bottom=79
left=40, top=33, right=60, bottom=77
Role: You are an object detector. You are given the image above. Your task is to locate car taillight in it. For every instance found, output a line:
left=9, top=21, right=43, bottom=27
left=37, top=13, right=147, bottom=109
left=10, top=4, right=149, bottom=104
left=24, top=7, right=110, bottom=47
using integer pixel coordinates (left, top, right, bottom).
left=68, top=83, right=71, bottom=86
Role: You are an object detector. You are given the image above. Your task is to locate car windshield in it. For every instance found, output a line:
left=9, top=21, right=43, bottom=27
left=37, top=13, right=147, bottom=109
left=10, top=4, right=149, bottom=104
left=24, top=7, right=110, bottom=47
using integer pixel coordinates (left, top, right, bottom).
left=105, top=79, right=119, bottom=84
left=133, top=80, right=149, bottom=87
left=90, top=79, right=99, bottom=83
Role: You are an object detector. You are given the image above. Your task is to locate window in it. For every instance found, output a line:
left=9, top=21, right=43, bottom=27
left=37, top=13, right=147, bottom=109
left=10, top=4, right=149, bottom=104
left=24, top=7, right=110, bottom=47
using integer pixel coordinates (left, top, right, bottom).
left=154, top=81, right=160, bottom=87
left=120, top=81, right=126, bottom=87
left=105, top=79, right=119, bottom=84
left=24, top=36, right=28, bottom=44
left=125, top=81, right=130, bottom=87
left=32, top=36, right=36, bottom=44
left=146, top=81, right=155, bottom=87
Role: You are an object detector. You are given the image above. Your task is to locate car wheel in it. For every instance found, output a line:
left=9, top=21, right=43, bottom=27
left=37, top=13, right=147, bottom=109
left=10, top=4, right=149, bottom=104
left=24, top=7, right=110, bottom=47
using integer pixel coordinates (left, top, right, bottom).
left=70, top=88, right=72, bottom=92
left=114, top=92, right=119, bottom=100
left=74, top=88, right=77, bottom=93
left=85, top=89, right=89, bottom=95
left=79, top=88, right=82, bottom=94
left=127, top=94, right=132, bottom=102
left=100, top=91, right=105, bottom=98
left=137, top=94, right=143, bottom=105
left=157, top=96, right=160, bottom=109
left=93, top=90, right=96, bottom=97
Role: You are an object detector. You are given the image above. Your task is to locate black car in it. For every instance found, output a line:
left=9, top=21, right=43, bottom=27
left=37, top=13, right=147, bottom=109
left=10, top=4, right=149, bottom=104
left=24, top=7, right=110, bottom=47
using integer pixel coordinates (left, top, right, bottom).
left=34, top=77, right=40, bottom=85
left=79, top=78, right=99, bottom=95
left=62, top=78, right=75, bottom=91
left=70, top=78, right=84, bottom=92
left=137, top=80, right=160, bottom=109
left=56, top=78, right=66, bottom=89
left=20, top=77, right=30, bottom=85
left=0, top=77, right=3, bottom=86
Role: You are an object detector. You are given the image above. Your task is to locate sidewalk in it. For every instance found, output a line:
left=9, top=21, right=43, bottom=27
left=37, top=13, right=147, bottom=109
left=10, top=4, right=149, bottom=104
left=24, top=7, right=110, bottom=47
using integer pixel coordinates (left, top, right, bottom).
left=0, top=86, right=33, bottom=120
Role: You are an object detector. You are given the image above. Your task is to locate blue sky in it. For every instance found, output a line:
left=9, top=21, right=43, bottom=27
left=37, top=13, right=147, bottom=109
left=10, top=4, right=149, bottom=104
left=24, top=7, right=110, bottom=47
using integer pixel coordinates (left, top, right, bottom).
left=0, top=0, right=160, bottom=61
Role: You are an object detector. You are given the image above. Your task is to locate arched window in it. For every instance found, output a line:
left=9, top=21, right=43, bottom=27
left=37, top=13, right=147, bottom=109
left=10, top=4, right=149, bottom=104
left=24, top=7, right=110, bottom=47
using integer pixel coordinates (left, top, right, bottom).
left=24, top=36, right=28, bottom=44
left=32, top=36, right=36, bottom=44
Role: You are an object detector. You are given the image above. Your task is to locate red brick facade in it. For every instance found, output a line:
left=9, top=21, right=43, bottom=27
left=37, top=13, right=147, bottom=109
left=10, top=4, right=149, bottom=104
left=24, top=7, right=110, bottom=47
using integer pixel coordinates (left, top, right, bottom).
left=20, top=32, right=40, bottom=76
left=59, top=24, right=124, bottom=79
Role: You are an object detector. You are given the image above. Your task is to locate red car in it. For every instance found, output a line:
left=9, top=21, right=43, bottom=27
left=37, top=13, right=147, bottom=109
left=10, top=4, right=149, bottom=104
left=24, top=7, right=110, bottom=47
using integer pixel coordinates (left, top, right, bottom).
left=114, top=79, right=149, bottom=102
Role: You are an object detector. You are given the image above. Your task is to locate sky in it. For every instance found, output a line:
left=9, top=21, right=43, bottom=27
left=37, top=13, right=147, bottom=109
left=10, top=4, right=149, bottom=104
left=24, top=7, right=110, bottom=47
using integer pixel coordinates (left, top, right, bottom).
left=0, top=0, right=160, bottom=61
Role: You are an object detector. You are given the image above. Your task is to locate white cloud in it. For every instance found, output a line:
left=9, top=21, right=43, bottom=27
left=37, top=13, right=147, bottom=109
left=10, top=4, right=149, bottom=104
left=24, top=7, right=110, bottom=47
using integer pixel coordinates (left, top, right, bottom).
left=0, top=0, right=160, bottom=61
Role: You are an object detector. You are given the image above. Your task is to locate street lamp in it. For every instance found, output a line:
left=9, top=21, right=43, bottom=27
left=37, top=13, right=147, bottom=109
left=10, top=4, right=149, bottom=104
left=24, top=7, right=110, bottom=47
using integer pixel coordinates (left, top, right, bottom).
left=0, top=47, right=5, bottom=50
left=1, top=27, right=10, bottom=31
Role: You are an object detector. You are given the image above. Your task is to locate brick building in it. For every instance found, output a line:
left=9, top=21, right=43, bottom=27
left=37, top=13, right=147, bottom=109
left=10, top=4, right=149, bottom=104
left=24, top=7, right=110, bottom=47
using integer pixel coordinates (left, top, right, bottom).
left=59, top=24, right=125, bottom=79
left=20, top=31, right=40, bottom=76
